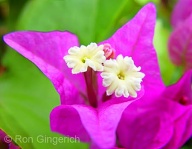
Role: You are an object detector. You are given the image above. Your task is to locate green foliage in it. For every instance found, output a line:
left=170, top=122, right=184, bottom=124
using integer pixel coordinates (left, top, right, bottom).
left=17, top=0, right=140, bottom=44
left=135, top=0, right=159, bottom=5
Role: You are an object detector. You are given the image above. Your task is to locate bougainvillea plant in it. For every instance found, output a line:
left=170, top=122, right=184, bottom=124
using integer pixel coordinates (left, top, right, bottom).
left=3, top=2, right=192, bottom=149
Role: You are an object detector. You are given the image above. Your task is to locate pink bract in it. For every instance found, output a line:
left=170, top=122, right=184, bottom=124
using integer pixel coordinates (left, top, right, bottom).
left=117, top=70, right=192, bottom=149
left=171, top=0, right=192, bottom=27
left=168, top=14, right=192, bottom=70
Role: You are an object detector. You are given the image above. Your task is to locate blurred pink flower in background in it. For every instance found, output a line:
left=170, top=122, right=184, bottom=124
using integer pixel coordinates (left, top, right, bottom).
left=171, top=0, right=192, bottom=27
left=168, top=0, right=192, bottom=70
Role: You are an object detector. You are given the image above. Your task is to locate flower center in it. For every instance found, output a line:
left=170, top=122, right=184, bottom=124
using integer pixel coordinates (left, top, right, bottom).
left=101, top=54, right=145, bottom=98
left=117, top=72, right=125, bottom=80
left=82, top=57, right=88, bottom=63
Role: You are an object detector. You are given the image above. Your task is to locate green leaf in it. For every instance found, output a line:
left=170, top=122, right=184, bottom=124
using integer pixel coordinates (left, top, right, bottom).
left=17, top=0, right=140, bottom=44
left=135, top=0, right=159, bottom=5
left=153, top=19, right=178, bottom=85
left=94, top=0, right=140, bottom=42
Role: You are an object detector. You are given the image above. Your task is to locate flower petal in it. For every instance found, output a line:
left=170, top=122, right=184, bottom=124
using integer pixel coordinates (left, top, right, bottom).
left=3, top=31, right=87, bottom=101
left=99, top=3, right=163, bottom=98
left=161, top=70, right=192, bottom=148
left=163, top=69, right=192, bottom=105
left=163, top=106, right=192, bottom=149
left=168, top=15, right=192, bottom=70
left=171, top=0, right=192, bottom=27
left=50, top=105, right=91, bottom=142
left=50, top=98, right=140, bottom=148
left=117, top=93, right=174, bottom=149
left=60, top=79, right=86, bottom=104
left=117, top=70, right=192, bottom=148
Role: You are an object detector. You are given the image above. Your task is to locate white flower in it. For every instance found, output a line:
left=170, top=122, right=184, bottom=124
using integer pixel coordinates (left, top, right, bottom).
left=101, top=54, right=145, bottom=98
left=64, top=43, right=106, bottom=74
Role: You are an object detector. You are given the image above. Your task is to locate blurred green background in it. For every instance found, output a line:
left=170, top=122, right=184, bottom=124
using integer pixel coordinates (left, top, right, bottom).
left=0, top=0, right=191, bottom=148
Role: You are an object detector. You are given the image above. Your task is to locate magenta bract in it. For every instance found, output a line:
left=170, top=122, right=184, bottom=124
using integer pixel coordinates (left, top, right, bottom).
left=117, top=70, right=192, bottom=149
left=171, top=0, right=192, bottom=27
left=168, top=14, right=192, bottom=70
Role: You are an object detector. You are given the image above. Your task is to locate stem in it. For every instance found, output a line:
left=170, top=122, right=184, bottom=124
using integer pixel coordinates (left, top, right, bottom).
left=169, top=66, right=183, bottom=84
left=84, top=68, right=98, bottom=108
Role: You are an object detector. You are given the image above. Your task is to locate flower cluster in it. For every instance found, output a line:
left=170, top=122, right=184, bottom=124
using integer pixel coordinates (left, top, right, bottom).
left=3, top=3, right=192, bottom=149
left=64, top=42, right=145, bottom=99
